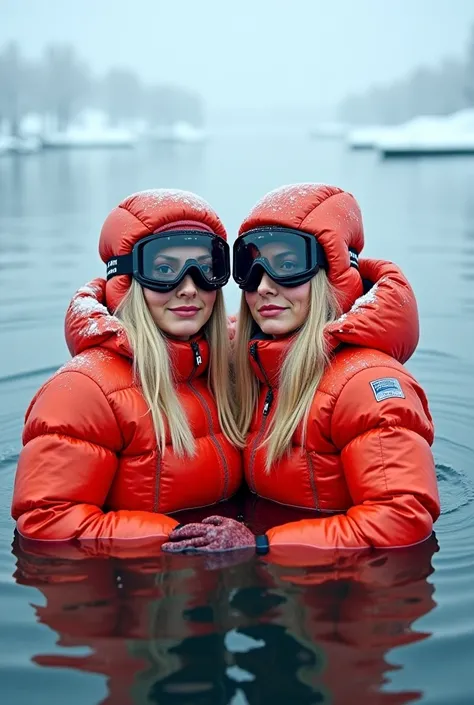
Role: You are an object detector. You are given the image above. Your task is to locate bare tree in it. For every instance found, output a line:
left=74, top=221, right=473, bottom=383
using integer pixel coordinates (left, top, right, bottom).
left=338, top=41, right=470, bottom=126
left=464, top=25, right=474, bottom=106
left=101, top=68, right=143, bottom=125
left=145, top=84, right=204, bottom=126
left=0, top=42, right=25, bottom=135
left=0, top=40, right=207, bottom=136
left=41, top=44, right=92, bottom=130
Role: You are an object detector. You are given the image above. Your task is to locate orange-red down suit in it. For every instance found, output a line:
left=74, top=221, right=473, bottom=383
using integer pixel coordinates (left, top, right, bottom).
left=11, top=192, right=242, bottom=544
left=240, top=184, right=440, bottom=551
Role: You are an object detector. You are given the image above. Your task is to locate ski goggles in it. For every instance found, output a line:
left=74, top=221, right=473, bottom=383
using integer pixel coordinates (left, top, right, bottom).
left=233, top=226, right=330, bottom=291
left=106, top=231, right=231, bottom=292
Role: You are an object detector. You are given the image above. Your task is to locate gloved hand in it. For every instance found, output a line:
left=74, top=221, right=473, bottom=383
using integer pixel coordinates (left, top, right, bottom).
left=161, top=516, right=256, bottom=553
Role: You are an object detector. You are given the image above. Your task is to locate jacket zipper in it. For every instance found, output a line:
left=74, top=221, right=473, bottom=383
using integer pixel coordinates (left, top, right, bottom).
left=188, top=341, right=230, bottom=500
left=153, top=454, right=162, bottom=512
left=153, top=340, right=219, bottom=511
left=247, top=342, right=274, bottom=492
left=305, top=450, right=319, bottom=510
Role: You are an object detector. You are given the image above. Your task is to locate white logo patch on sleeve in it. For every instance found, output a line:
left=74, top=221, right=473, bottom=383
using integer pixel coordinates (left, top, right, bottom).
left=370, top=377, right=405, bottom=402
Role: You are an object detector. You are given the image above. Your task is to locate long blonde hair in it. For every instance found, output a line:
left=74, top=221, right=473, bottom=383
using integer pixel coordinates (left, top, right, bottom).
left=116, top=279, right=243, bottom=456
left=235, top=271, right=340, bottom=470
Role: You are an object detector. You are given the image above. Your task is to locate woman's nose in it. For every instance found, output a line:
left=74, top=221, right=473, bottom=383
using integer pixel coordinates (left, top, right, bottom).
left=177, top=275, right=197, bottom=296
left=257, top=272, right=277, bottom=295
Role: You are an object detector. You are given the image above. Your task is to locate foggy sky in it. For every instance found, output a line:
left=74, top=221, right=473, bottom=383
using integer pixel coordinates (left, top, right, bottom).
left=2, top=0, right=474, bottom=117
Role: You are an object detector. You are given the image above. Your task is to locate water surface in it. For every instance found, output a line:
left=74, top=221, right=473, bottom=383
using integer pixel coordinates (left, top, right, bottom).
left=1, top=129, right=473, bottom=704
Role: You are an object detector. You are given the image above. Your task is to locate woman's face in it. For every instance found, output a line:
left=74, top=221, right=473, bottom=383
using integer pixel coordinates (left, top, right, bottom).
left=244, top=241, right=311, bottom=337
left=143, top=245, right=217, bottom=339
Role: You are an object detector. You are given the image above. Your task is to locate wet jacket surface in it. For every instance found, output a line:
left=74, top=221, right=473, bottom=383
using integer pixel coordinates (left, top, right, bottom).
left=11, top=280, right=242, bottom=541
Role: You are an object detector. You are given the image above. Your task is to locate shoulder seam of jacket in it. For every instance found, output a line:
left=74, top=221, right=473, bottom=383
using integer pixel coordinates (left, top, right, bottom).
left=26, top=428, right=120, bottom=453
left=60, top=359, right=136, bottom=398
left=318, top=348, right=400, bottom=398
left=52, top=368, right=126, bottom=448
left=330, top=363, right=416, bottom=442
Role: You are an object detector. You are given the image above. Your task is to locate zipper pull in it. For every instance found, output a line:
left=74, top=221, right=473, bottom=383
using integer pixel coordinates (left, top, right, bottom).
left=191, top=341, right=202, bottom=366
left=263, top=389, right=274, bottom=416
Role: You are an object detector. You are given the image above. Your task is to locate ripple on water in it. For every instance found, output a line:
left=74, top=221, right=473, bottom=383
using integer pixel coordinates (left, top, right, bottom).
left=436, top=463, right=474, bottom=515
left=433, top=462, right=474, bottom=582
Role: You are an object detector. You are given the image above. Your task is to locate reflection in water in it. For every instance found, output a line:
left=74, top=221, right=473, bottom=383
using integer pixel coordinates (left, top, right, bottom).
left=12, top=534, right=438, bottom=705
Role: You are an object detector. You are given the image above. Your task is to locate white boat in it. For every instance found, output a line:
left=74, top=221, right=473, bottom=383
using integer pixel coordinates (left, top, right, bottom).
left=378, top=134, right=474, bottom=157
left=346, top=125, right=393, bottom=150
left=0, top=135, right=42, bottom=155
left=12, top=136, right=42, bottom=154
left=41, top=109, right=137, bottom=149
left=377, top=112, right=474, bottom=157
left=42, top=127, right=137, bottom=149
left=347, top=116, right=440, bottom=151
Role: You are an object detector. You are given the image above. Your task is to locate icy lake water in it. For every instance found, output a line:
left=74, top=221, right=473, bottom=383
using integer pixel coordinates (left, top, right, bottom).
left=1, top=126, right=473, bottom=704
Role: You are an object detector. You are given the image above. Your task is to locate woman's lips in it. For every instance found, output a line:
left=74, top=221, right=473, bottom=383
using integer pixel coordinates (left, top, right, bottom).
left=169, top=306, right=201, bottom=318
left=258, top=305, right=286, bottom=318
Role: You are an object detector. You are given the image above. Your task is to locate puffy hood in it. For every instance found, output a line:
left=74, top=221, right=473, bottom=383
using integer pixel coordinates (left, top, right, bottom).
left=99, top=188, right=228, bottom=312
left=65, top=278, right=210, bottom=382
left=239, top=183, right=364, bottom=312
left=326, top=258, right=419, bottom=362
left=249, top=258, right=419, bottom=386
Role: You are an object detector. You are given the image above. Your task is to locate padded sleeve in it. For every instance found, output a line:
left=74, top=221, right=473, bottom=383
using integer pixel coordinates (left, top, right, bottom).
left=266, top=367, right=440, bottom=551
left=12, top=371, right=178, bottom=542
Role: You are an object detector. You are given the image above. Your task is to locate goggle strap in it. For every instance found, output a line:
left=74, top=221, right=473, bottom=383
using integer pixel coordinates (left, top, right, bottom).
left=349, top=248, right=359, bottom=270
left=315, top=241, right=327, bottom=269
left=106, top=253, right=133, bottom=280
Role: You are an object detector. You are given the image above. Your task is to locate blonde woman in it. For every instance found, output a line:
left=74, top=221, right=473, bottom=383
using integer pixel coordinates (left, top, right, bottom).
left=163, top=183, right=440, bottom=556
left=12, top=189, right=243, bottom=545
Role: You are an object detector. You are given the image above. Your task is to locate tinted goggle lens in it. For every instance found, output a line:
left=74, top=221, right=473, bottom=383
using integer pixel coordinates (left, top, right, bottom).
left=233, top=229, right=321, bottom=289
left=236, top=233, right=309, bottom=277
left=106, top=232, right=230, bottom=291
left=140, top=234, right=226, bottom=285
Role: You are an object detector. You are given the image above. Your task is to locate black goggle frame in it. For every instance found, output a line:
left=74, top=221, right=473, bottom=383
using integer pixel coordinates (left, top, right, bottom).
left=233, top=226, right=359, bottom=292
left=233, top=226, right=325, bottom=292
left=106, top=231, right=231, bottom=293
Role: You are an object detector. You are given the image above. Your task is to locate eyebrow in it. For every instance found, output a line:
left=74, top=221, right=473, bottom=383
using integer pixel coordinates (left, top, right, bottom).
left=154, top=254, right=212, bottom=264
left=272, top=250, right=298, bottom=258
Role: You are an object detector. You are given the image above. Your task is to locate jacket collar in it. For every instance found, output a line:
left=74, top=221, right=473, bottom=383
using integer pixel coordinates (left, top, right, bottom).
left=65, top=278, right=209, bottom=382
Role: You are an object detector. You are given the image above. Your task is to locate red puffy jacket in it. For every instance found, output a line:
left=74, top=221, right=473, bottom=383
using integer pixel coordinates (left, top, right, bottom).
left=11, top=279, right=242, bottom=542
left=240, top=184, right=440, bottom=550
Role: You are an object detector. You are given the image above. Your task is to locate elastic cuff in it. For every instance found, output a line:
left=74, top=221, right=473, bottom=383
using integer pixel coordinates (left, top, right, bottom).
left=255, top=534, right=270, bottom=555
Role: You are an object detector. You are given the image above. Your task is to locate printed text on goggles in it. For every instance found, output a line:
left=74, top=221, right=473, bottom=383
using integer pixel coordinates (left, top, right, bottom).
left=233, top=227, right=359, bottom=291
left=106, top=231, right=231, bottom=292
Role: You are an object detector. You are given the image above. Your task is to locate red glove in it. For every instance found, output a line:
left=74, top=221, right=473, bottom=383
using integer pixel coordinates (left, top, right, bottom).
left=162, top=516, right=256, bottom=553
